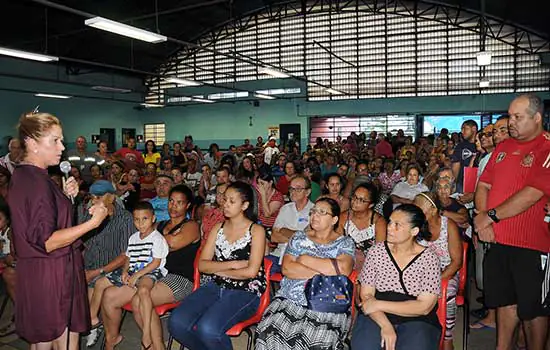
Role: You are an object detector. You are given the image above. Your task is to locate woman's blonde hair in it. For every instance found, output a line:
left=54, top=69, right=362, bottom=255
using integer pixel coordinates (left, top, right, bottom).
left=17, top=112, right=61, bottom=154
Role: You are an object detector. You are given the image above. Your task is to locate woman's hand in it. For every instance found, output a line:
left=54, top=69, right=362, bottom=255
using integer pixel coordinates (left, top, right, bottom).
left=89, top=202, right=109, bottom=227
left=121, top=272, right=130, bottom=285
left=63, top=176, right=79, bottom=198
left=231, top=260, right=249, bottom=270
left=128, top=274, right=139, bottom=288
left=361, top=296, right=380, bottom=315
left=380, top=324, right=397, bottom=350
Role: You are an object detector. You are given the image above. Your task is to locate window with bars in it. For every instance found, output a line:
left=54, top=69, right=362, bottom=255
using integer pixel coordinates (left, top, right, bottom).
left=145, top=3, right=550, bottom=105
left=144, top=123, right=166, bottom=144
left=310, top=115, right=416, bottom=144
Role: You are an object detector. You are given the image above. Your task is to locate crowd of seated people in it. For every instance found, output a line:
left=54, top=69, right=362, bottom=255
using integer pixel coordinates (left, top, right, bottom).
left=2, top=109, right=547, bottom=350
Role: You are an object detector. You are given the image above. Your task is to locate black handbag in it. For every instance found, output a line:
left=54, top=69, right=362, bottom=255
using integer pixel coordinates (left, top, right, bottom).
left=304, top=258, right=353, bottom=314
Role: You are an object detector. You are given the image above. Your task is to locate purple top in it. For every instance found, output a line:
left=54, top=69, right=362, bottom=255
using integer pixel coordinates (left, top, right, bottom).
left=8, top=165, right=90, bottom=343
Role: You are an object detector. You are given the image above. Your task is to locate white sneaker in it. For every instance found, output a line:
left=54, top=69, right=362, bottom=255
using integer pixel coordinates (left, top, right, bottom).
left=86, top=328, right=100, bottom=347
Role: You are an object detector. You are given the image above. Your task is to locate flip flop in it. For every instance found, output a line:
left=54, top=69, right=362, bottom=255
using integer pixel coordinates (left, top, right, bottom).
left=90, top=321, right=103, bottom=330
left=141, top=342, right=152, bottom=350
left=469, top=321, right=496, bottom=330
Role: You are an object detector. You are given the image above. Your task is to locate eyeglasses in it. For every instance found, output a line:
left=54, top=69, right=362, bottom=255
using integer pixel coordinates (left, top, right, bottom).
left=481, top=132, right=493, bottom=138
left=289, top=187, right=307, bottom=192
left=309, top=207, right=333, bottom=216
left=351, top=195, right=370, bottom=204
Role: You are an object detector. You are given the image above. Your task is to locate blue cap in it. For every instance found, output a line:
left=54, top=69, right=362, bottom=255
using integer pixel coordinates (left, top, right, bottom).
left=90, top=180, right=116, bottom=196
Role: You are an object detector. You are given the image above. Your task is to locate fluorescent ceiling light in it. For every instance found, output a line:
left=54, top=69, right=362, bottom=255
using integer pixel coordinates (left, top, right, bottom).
left=479, top=78, right=490, bottom=88
left=259, top=67, right=290, bottom=78
left=165, top=77, right=202, bottom=87
left=35, top=93, right=71, bottom=99
left=192, top=98, right=215, bottom=103
left=91, top=86, right=132, bottom=93
left=85, top=16, right=167, bottom=43
left=141, top=103, right=165, bottom=108
left=476, top=51, right=492, bottom=66
left=255, top=88, right=301, bottom=95
left=208, top=91, right=248, bottom=100
left=326, top=88, right=344, bottom=95
left=254, top=93, right=275, bottom=100
left=0, top=47, right=58, bottom=62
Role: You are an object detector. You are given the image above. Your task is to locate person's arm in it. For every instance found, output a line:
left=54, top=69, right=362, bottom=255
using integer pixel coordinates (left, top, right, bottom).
left=359, top=285, right=394, bottom=332
left=474, top=181, right=491, bottom=212
left=164, top=221, right=200, bottom=251
left=215, top=224, right=266, bottom=280
left=494, top=187, right=545, bottom=220
left=260, top=192, right=283, bottom=218
left=370, top=293, right=438, bottom=317
left=451, top=161, right=460, bottom=183
left=441, top=207, right=469, bottom=225
left=441, top=220, right=463, bottom=279
left=199, top=222, right=247, bottom=273
left=374, top=215, right=387, bottom=242
left=45, top=205, right=107, bottom=253
left=297, top=253, right=353, bottom=276
left=391, top=194, right=413, bottom=205
left=281, top=254, right=321, bottom=279
left=270, top=227, right=296, bottom=243
left=154, top=154, right=161, bottom=167
left=87, top=253, right=127, bottom=281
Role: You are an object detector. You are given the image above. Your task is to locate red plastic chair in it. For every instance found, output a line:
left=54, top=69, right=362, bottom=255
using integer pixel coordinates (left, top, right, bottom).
left=169, top=258, right=273, bottom=350
left=456, top=241, right=469, bottom=350
left=438, top=278, right=449, bottom=350
left=102, top=248, right=202, bottom=350
left=225, top=258, right=273, bottom=350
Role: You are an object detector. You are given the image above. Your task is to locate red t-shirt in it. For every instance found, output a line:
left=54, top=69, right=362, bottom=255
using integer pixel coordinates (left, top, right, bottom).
left=375, top=140, right=394, bottom=158
left=480, top=133, right=550, bottom=252
left=114, top=148, right=144, bottom=164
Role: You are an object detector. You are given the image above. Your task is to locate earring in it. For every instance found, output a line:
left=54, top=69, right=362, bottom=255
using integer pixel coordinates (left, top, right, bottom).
left=33, top=149, right=38, bottom=153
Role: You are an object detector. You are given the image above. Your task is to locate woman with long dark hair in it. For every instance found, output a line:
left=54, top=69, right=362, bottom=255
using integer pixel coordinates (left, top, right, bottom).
left=143, top=140, right=161, bottom=168
left=169, top=181, right=266, bottom=350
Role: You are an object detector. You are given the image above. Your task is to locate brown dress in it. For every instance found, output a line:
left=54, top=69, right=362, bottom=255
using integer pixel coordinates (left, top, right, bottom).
left=8, top=165, right=90, bottom=343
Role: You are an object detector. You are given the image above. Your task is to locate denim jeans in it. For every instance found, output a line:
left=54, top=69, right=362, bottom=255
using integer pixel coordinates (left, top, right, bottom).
left=168, top=282, right=260, bottom=350
left=351, top=314, right=441, bottom=350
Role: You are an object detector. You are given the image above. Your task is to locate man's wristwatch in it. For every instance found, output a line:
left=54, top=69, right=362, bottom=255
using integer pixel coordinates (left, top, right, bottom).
left=487, top=208, right=500, bottom=223
left=99, top=268, right=106, bottom=276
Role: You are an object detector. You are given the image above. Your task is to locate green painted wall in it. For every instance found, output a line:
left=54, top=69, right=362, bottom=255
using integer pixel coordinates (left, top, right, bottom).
left=142, top=91, right=550, bottom=149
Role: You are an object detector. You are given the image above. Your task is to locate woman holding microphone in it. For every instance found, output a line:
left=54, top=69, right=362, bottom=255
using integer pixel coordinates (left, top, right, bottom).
left=8, top=112, right=108, bottom=349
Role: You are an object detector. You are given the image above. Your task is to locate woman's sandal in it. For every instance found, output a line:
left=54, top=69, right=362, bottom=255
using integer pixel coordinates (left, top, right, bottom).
left=141, top=342, right=152, bottom=350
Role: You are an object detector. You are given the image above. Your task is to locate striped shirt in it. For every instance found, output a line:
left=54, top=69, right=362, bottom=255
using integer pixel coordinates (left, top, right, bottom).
left=126, top=230, right=169, bottom=275
left=80, top=201, right=135, bottom=271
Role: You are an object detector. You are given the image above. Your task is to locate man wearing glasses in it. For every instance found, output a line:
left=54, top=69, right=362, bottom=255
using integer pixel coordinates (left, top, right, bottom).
left=269, top=175, right=315, bottom=273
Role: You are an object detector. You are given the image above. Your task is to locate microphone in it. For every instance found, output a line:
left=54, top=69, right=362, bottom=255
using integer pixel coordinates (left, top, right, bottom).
left=59, top=161, right=74, bottom=204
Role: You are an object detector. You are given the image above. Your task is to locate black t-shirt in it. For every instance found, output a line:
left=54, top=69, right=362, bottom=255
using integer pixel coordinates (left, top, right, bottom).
left=451, top=140, right=476, bottom=193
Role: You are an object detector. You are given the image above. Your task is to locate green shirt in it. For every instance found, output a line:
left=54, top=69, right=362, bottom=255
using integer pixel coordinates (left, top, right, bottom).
left=309, top=182, right=321, bottom=202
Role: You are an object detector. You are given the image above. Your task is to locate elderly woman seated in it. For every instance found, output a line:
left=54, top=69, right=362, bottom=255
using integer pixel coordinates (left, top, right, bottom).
left=255, top=197, right=355, bottom=350
left=391, top=164, right=429, bottom=209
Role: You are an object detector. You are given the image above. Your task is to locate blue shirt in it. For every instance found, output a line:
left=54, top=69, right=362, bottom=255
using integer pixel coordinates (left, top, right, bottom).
left=277, top=230, right=355, bottom=306
left=149, top=196, right=169, bottom=222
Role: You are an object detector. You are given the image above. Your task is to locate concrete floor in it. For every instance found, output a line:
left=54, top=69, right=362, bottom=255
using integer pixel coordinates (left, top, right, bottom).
left=0, top=290, right=496, bottom=350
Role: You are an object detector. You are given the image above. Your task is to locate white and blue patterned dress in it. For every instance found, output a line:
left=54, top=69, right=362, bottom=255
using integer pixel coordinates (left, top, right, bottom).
left=256, top=230, right=355, bottom=350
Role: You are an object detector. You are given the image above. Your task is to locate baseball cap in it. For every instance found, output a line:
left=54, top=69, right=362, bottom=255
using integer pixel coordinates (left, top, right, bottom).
left=89, top=180, right=116, bottom=196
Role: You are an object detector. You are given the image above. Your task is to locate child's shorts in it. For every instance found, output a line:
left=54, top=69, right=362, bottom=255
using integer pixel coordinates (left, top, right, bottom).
left=106, top=268, right=164, bottom=287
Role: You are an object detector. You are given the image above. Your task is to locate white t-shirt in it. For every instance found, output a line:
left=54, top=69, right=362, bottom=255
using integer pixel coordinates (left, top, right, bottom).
left=0, top=228, right=10, bottom=255
left=126, top=230, right=169, bottom=276
left=271, top=200, right=315, bottom=260
left=391, top=181, right=429, bottom=209
left=183, top=171, right=202, bottom=195
left=264, top=146, right=279, bottom=165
